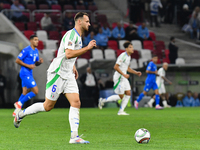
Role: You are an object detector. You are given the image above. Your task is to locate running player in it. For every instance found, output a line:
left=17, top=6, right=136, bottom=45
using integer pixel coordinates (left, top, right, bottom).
left=14, top=12, right=97, bottom=144
left=98, top=41, right=142, bottom=115
left=13, top=35, right=43, bottom=116
left=147, top=62, right=172, bottom=108
left=134, top=55, right=163, bottom=110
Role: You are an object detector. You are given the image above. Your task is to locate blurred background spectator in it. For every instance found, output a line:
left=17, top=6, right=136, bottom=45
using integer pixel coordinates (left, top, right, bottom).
left=125, top=21, right=143, bottom=42
left=96, top=27, right=108, bottom=50
left=192, top=92, right=200, bottom=107
left=11, top=0, right=28, bottom=22
left=112, top=22, right=125, bottom=40
left=137, top=22, right=152, bottom=41
left=41, top=13, right=56, bottom=31
left=150, top=0, right=162, bottom=27
left=168, top=36, right=178, bottom=64
left=63, top=12, right=75, bottom=31
left=102, top=23, right=111, bottom=39
left=183, top=91, right=194, bottom=107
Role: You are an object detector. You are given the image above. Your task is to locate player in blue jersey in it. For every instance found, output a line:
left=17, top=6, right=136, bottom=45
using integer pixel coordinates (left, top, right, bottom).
left=134, top=55, right=163, bottom=110
left=12, top=35, right=43, bottom=116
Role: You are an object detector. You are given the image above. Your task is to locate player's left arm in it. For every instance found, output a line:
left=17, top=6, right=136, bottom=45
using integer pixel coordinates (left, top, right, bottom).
left=127, top=67, right=142, bottom=77
left=161, top=76, right=172, bottom=84
left=73, top=65, right=78, bottom=79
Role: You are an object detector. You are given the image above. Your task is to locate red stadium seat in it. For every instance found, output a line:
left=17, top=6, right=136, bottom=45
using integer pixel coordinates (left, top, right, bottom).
left=88, top=5, right=98, bottom=12
left=61, top=31, right=67, bottom=37
left=3, top=3, right=11, bottom=9
left=27, top=4, right=36, bottom=12
left=22, top=12, right=30, bottom=21
left=108, top=40, right=118, bottom=50
left=165, top=49, right=170, bottom=58
left=14, top=22, right=25, bottom=31
left=81, top=51, right=91, bottom=59
left=131, top=50, right=140, bottom=60
left=143, top=40, right=154, bottom=51
left=116, top=49, right=125, bottom=57
left=49, top=13, right=60, bottom=23
left=39, top=4, right=49, bottom=9
left=63, top=5, right=74, bottom=10
left=34, top=13, right=44, bottom=23
left=162, top=57, right=170, bottom=63
left=155, top=41, right=165, bottom=59
left=149, top=31, right=156, bottom=41
left=51, top=4, right=61, bottom=11
left=27, top=22, right=37, bottom=31
left=37, top=40, right=44, bottom=50
left=76, top=5, right=86, bottom=10
left=96, top=14, right=107, bottom=24
left=24, top=30, right=34, bottom=39
left=49, top=31, right=60, bottom=40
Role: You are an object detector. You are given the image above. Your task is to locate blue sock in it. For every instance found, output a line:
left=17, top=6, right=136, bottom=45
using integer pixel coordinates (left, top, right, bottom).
left=18, top=94, right=25, bottom=102
left=137, top=93, right=145, bottom=102
left=155, top=94, right=160, bottom=105
left=19, top=91, right=36, bottom=107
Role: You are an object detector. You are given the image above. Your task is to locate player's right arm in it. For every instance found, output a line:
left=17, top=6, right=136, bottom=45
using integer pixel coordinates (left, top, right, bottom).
left=114, top=64, right=129, bottom=79
left=16, top=58, right=35, bottom=69
left=16, top=49, right=35, bottom=69
left=65, top=40, right=96, bottom=59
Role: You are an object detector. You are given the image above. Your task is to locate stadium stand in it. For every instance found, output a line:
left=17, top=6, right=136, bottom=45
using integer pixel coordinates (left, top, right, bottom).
left=104, top=49, right=116, bottom=60
left=14, top=22, right=25, bottom=31
left=131, top=40, right=142, bottom=51
left=175, top=58, right=185, bottom=65
left=77, top=58, right=88, bottom=68
left=130, top=58, right=138, bottom=69
left=92, top=49, right=104, bottom=59
left=24, top=30, right=34, bottom=39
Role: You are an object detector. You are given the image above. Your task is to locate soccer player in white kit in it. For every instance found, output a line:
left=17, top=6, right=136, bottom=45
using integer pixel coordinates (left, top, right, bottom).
left=147, top=62, right=172, bottom=108
left=98, top=41, right=142, bottom=115
left=13, top=12, right=97, bottom=144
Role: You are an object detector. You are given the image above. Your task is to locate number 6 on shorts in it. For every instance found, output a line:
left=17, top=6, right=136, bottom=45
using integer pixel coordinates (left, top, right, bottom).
left=52, top=85, right=57, bottom=92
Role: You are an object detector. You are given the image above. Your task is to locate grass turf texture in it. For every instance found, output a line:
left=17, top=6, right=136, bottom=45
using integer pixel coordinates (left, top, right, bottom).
left=0, top=107, right=200, bottom=150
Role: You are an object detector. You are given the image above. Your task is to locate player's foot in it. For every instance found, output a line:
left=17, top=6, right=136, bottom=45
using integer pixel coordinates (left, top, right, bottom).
left=14, top=102, right=22, bottom=109
left=12, top=109, right=21, bottom=117
left=147, top=102, right=153, bottom=108
left=13, top=102, right=22, bottom=117
left=69, top=136, right=90, bottom=144
left=98, top=98, right=104, bottom=110
left=13, top=110, right=23, bottom=128
left=155, top=105, right=163, bottom=110
left=134, top=101, right=138, bottom=109
left=117, top=111, right=129, bottom=115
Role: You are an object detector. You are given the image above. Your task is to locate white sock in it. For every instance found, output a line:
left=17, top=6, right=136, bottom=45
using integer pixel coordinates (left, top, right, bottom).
left=119, top=95, right=130, bottom=112
left=102, top=95, right=121, bottom=103
left=148, top=98, right=155, bottom=105
left=69, top=106, right=80, bottom=138
left=19, top=102, right=45, bottom=118
left=162, top=100, right=168, bottom=107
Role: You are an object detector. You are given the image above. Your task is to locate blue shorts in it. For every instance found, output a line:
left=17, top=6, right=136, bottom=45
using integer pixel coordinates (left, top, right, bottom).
left=143, top=81, right=158, bottom=92
left=20, top=75, right=37, bottom=89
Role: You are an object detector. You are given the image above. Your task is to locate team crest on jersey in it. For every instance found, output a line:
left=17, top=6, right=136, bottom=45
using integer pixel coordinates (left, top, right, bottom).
left=19, top=53, right=23, bottom=57
left=68, top=41, right=72, bottom=46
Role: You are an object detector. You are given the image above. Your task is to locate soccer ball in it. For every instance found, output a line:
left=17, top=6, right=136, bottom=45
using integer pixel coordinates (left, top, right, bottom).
left=135, top=128, right=151, bottom=144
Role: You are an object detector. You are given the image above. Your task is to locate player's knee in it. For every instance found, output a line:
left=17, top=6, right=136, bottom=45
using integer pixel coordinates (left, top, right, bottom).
left=71, top=99, right=81, bottom=108
left=125, top=91, right=131, bottom=96
left=143, top=91, right=147, bottom=95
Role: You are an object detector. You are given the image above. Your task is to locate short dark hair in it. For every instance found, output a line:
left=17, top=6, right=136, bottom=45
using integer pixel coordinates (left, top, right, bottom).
left=74, top=12, right=89, bottom=22
left=123, top=41, right=132, bottom=48
left=30, top=35, right=37, bottom=40
left=170, top=36, right=175, bottom=41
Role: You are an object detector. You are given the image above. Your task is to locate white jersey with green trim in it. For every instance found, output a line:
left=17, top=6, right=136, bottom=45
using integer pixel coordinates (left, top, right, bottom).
left=113, top=52, right=131, bottom=80
left=156, top=67, right=165, bottom=85
left=47, top=28, right=82, bottom=79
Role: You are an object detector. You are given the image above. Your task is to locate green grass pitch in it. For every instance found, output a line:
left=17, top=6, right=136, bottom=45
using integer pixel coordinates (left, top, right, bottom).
left=0, top=107, right=200, bottom=150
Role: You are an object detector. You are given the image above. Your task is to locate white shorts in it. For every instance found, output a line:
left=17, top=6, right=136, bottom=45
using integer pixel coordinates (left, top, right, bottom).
left=158, top=83, right=166, bottom=94
left=113, top=76, right=131, bottom=95
left=45, top=72, right=79, bottom=101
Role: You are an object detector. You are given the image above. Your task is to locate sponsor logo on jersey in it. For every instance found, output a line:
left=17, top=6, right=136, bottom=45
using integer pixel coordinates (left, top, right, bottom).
left=68, top=41, right=72, bottom=46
